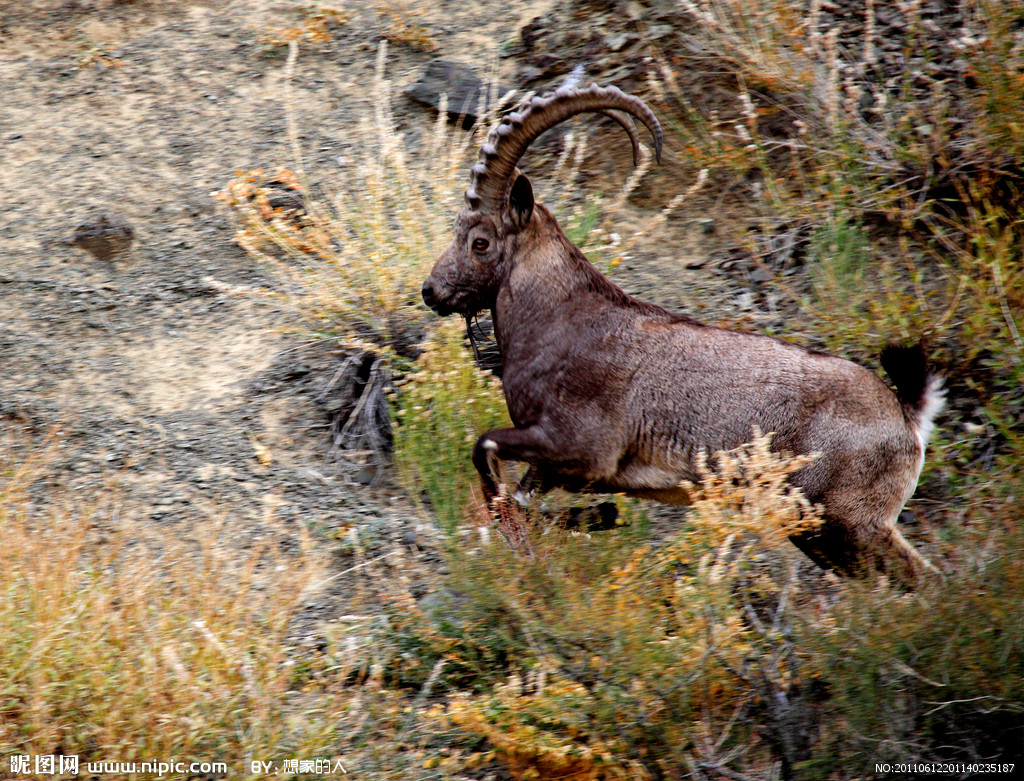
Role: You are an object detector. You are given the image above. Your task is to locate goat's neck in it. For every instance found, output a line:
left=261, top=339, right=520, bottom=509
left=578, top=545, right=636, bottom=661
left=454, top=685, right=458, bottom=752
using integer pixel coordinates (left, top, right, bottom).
left=493, top=237, right=626, bottom=357
left=492, top=226, right=689, bottom=369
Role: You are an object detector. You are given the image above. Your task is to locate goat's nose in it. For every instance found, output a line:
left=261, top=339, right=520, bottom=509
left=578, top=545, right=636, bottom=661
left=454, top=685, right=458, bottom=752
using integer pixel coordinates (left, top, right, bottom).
left=421, top=281, right=437, bottom=309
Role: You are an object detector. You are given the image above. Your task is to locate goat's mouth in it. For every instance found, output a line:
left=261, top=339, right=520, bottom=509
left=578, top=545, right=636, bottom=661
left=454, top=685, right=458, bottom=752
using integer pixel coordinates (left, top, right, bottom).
left=421, top=282, right=481, bottom=318
left=422, top=280, right=455, bottom=316
left=424, top=297, right=462, bottom=317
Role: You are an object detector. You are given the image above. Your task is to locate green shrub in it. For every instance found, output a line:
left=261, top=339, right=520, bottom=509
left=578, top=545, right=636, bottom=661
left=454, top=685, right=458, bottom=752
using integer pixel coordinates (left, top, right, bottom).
left=396, top=436, right=830, bottom=778
left=392, top=319, right=510, bottom=533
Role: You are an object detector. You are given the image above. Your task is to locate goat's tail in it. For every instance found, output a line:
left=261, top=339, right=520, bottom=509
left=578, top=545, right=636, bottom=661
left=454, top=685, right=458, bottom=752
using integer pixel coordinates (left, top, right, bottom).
left=880, top=344, right=946, bottom=450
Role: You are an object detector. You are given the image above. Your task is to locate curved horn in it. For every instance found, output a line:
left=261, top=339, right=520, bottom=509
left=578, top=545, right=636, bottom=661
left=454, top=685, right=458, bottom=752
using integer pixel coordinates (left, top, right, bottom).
left=465, top=83, right=663, bottom=216
left=599, top=110, right=642, bottom=167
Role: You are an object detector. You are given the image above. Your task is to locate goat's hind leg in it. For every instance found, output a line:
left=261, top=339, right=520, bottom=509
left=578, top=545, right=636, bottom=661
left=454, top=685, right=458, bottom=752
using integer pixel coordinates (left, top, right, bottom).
left=863, top=519, right=941, bottom=586
left=791, top=510, right=938, bottom=587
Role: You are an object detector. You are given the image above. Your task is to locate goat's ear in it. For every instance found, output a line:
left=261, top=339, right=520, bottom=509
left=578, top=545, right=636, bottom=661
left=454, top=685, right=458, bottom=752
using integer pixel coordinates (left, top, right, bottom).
left=507, top=174, right=534, bottom=230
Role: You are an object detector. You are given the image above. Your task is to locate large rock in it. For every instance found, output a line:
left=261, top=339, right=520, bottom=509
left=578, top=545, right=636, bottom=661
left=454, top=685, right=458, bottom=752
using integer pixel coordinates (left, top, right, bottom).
left=404, top=59, right=514, bottom=127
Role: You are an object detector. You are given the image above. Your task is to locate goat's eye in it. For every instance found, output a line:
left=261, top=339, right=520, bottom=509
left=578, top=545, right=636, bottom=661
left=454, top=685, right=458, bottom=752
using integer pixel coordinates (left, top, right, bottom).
left=472, top=237, right=490, bottom=253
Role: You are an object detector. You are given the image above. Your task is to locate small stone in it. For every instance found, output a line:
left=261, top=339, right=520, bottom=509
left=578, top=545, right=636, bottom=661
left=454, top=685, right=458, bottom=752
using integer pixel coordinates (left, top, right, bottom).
left=66, top=212, right=134, bottom=262
left=695, top=217, right=715, bottom=234
left=606, top=33, right=630, bottom=51
left=323, top=397, right=346, bottom=414
left=353, top=464, right=377, bottom=485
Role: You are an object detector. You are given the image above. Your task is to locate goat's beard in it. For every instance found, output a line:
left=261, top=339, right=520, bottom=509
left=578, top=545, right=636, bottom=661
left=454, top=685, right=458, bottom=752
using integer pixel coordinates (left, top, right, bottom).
left=465, top=313, right=483, bottom=366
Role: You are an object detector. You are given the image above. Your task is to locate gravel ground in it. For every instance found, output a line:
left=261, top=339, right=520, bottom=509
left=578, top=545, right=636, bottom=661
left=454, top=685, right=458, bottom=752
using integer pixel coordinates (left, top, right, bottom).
left=1, top=2, right=446, bottom=616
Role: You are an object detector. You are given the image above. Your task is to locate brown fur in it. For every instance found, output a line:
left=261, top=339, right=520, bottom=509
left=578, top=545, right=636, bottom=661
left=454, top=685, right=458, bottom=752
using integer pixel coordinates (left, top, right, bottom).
left=422, top=127, right=943, bottom=588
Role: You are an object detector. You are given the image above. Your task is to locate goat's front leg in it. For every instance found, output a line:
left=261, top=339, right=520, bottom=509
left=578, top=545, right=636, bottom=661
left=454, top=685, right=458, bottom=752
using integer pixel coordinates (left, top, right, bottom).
left=472, top=426, right=565, bottom=506
left=512, top=465, right=584, bottom=505
left=473, top=428, right=622, bottom=530
left=512, top=465, right=544, bottom=506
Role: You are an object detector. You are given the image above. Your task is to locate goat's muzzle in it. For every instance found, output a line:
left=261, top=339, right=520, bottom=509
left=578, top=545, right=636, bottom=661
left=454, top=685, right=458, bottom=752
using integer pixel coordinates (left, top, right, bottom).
left=421, top=281, right=452, bottom=316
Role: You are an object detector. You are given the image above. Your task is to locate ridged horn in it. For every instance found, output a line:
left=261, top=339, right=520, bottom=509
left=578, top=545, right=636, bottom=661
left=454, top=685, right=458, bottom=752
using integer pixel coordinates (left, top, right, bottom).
left=465, top=83, right=663, bottom=216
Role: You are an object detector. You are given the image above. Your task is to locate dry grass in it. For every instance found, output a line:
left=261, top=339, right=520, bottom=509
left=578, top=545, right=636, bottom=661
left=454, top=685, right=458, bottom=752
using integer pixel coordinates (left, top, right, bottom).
left=217, top=41, right=472, bottom=356
left=256, top=4, right=349, bottom=51
left=0, top=426, right=479, bottom=778
left=216, top=40, right=492, bottom=478
left=0, top=429, right=346, bottom=769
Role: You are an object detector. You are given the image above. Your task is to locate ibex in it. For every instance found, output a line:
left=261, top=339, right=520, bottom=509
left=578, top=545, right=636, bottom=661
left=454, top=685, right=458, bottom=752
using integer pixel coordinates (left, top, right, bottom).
left=421, top=84, right=944, bottom=584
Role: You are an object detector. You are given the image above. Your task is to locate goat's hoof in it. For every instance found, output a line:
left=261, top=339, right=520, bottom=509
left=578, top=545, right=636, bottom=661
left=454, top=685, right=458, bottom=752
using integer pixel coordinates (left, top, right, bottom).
left=566, top=501, right=620, bottom=531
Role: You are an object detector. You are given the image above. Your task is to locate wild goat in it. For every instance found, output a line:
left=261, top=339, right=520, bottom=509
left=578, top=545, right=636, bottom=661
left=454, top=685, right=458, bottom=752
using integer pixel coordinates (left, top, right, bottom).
left=421, top=84, right=945, bottom=584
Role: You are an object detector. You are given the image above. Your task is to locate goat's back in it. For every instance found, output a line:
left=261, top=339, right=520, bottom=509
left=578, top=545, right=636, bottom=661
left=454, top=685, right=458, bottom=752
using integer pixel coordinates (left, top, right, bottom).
left=600, top=317, right=925, bottom=507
